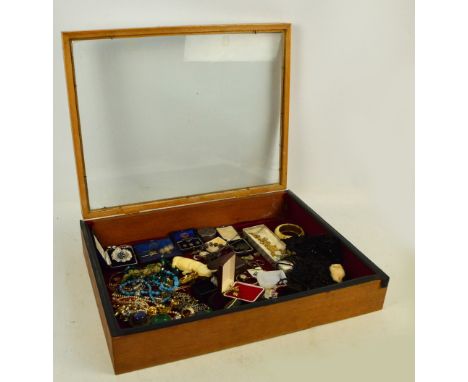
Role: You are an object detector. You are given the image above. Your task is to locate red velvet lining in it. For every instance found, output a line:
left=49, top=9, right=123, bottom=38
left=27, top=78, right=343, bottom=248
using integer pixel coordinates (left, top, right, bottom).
left=282, top=194, right=375, bottom=278
left=224, top=282, right=264, bottom=302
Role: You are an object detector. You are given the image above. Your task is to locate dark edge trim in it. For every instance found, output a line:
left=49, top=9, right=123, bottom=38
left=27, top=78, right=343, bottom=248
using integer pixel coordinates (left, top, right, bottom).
left=81, top=202, right=389, bottom=337
left=81, top=220, right=121, bottom=336
left=286, top=190, right=390, bottom=288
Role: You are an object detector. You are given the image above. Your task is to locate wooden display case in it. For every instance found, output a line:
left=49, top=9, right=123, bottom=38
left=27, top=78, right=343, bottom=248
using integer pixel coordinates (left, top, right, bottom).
left=62, top=23, right=389, bottom=374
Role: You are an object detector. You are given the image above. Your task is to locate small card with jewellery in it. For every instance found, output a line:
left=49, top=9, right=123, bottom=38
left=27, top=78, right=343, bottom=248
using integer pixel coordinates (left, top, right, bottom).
left=105, top=245, right=138, bottom=268
left=223, top=282, right=264, bottom=303
left=133, top=237, right=180, bottom=264
left=216, top=225, right=241, bottom=241
left=94, top=235, right=138, bottom=268
left=170, top=229, right=204, bottom=252
left=243, top=224, right=287, bottom=264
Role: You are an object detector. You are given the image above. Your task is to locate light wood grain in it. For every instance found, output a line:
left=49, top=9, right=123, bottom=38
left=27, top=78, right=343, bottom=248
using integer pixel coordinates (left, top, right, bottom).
left=62, top=23, right=291, bottom=40
left=62, top=24, right=291, bottom=219
left=81, top=230, right=114, bottom=364
left=81, top=190, right=388, bottom=374
left=91, top=191, right=286, bottom=246
left=280, top=24, right=291, bottom=187
left=62, top=34, right=91, bottom=217
left=111, top=280, right=387, bottom=374
left=85, top=185, right=285, bottom=220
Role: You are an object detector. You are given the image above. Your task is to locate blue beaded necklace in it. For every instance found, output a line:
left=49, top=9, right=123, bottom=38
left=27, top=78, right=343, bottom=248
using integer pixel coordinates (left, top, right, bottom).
left=118, top=269, right=179, bottom=303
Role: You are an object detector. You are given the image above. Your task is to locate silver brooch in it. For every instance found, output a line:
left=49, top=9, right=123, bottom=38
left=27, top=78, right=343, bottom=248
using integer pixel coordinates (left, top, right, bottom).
left=110, top=246, right=134, bottom=263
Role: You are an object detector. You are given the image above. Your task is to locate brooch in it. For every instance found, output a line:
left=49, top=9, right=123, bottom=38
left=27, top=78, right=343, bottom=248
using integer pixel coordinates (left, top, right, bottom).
left=108, top=245, right=134, bottom=263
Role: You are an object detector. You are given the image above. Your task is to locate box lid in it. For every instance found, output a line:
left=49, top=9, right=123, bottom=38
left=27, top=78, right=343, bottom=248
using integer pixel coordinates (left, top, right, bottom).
left=63, top=24, right=291, bottom=219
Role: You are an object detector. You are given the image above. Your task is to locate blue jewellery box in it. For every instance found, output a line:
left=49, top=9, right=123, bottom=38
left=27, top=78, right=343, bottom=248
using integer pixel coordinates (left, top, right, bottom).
left=170, top=229, right=204, bottom=252
left=133, top=237, right=180, bottom=264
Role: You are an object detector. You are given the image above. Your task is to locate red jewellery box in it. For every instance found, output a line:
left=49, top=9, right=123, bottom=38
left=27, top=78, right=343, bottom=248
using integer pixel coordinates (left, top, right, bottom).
left=224, top=282, right=265, bottom=302
left=62, top=23, right=389, bottom=374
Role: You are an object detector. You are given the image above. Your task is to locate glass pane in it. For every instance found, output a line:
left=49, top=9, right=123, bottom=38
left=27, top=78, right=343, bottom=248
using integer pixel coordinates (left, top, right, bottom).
left=72, top=32, right=284, bottom=210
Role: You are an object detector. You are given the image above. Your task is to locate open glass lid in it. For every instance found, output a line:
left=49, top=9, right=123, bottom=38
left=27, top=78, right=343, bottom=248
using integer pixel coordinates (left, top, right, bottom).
left=63, top=24, right=291, bottom=219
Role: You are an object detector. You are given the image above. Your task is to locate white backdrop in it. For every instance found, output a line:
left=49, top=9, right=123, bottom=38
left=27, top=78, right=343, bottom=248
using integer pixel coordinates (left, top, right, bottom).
left=54, top=1, right=414, bottom=381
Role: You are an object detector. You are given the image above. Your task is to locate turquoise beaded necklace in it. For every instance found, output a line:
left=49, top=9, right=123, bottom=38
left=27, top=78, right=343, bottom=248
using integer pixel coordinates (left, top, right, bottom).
left=118, top=269, right=179, bottom=303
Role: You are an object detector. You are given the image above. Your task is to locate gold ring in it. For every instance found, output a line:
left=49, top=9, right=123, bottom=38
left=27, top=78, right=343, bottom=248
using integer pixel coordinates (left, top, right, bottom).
left=274, top=223, right=304, bottom=239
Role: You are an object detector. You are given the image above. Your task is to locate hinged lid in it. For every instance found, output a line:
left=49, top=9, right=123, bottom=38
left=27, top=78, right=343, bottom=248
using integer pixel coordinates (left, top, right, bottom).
left=63, top=24, right=291, bottom=219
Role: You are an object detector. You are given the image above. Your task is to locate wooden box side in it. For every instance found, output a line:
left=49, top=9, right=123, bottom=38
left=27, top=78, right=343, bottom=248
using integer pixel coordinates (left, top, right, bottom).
left=81, top=230, right=115, bottom=363
left=83, top=190, right=389, bottom=338
left=90, top=191, right=287, bottom=247
left=111, top=279, right=387, bottom=374
left=80, top=189, right=389, bottom=374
